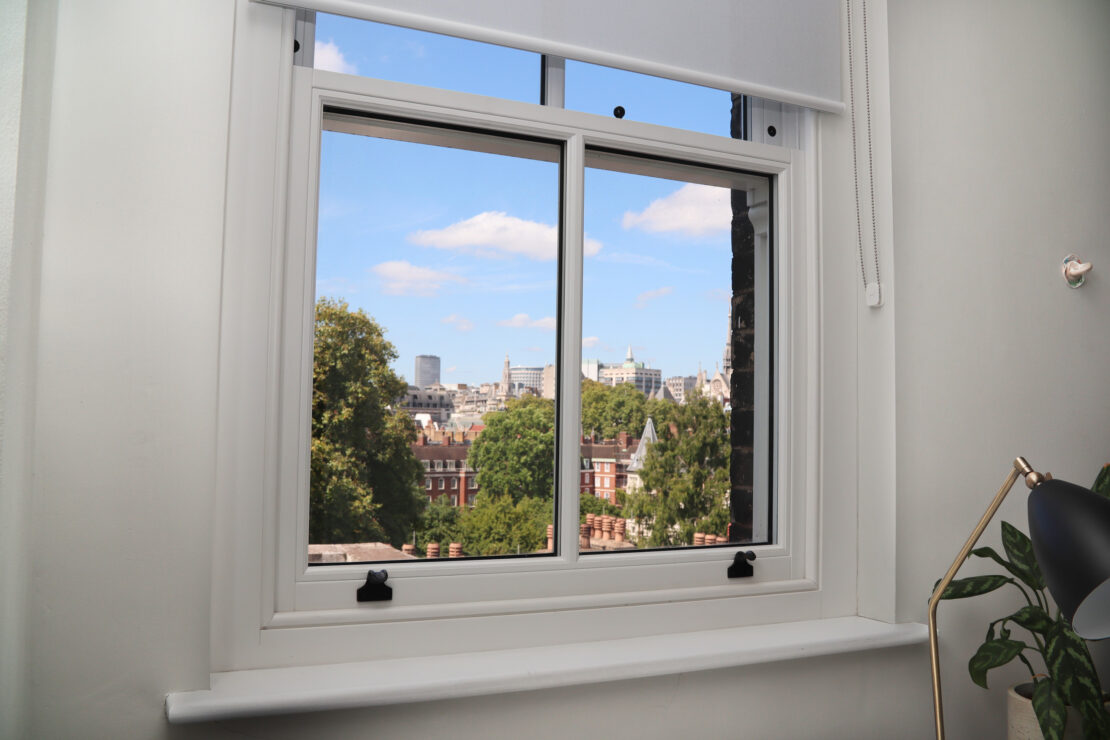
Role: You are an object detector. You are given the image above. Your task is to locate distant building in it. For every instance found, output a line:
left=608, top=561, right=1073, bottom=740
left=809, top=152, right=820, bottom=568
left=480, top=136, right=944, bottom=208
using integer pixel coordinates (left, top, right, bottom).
left=581, top=358, right=601, bottom=382
left=414, top=354, right=440, bottom=388
left=412, top=435, right=479, bottom=508
left=399, top=385, right=453, bottom=423
left=541, top=364, right=556, bottom=400
left=665, top=375, right=697, bottom=404
left=597, top=346, right=662, bottom=397
left=625, top=417, right=658, bottom=493
left=509, top=365, right=544, bottom=395
left=579, top=430, right=639, bottom=505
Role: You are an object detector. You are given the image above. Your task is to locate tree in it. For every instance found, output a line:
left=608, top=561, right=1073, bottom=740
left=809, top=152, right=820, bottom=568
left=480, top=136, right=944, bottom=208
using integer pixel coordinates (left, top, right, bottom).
left=467, top=396, right=555, bottom=503
left=458, top=492, right=551, bottom=556
left=416, top=496, right=462, bottom=555
left=625, top=392, right=731, bottom=547
left=581, top=380, right=648, bottom=440
left=579, top=491, right=622, bottom=523
left=310, top=298, right=424, bottom=545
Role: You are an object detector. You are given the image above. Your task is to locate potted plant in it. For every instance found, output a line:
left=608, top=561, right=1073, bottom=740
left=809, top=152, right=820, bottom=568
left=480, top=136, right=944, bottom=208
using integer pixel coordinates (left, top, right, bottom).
left=936, top=463, right=1110, bottom=740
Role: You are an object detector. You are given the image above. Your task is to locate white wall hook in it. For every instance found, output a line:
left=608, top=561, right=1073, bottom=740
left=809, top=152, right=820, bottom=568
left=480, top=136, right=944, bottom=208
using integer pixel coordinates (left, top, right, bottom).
left=1062, top=254, right=1092, bottom=288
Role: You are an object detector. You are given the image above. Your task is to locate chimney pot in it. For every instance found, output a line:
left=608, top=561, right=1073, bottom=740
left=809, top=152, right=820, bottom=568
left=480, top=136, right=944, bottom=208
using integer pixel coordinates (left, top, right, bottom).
left=427, top=542, right=440, bottom=558
left=693, top=532, right=706, bottom=547
left=449, top=542, right=463, bottom=558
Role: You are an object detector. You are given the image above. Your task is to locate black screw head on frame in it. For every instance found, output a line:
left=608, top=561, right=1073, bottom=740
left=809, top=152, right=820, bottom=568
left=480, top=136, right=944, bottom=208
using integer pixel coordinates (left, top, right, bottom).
left=766, top=125, right=777, bottom=137
left=613, top=106, right=626, bottom=119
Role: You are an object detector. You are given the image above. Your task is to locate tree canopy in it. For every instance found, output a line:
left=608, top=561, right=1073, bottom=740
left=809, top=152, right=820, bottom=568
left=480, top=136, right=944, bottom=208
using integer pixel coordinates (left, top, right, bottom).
left=458, top=492, right=551, bottom=556
left=467, top=395, right=555, bottom=503
left=580, top=379, right=677, bottom=441
left=625, top=392, right=731, bottom=546
left=310, top=298, right=424, bottom=546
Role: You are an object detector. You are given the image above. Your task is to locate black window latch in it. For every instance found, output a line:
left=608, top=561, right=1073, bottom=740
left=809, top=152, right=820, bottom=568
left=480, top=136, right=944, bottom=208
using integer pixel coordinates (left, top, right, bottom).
left=357, top=569, right=392, bottom=602
left=728, top=551, right=756, bottom=578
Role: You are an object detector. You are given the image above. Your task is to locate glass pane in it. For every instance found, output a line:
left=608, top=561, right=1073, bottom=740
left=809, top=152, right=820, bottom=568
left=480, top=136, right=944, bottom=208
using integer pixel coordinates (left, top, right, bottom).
left=314, top=13, right=539, bottom=104
left=309, top=115, right=560, bottom=564
left=579, top=151, right=770, bottom=553
left=565, top=60, right=733, bottom=137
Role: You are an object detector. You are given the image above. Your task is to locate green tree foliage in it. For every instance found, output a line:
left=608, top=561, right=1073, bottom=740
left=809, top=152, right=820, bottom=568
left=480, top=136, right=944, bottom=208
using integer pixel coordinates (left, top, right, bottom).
left=458, top=492, right=551, bottom=556
left=579, top=491, right=622, bottom=523
left=625, top=392, right=731, bottom=546
left=416, top=496, right=462, bottom=555
left=581, top=380, right=649, bottom=440
left=310, top=298, right=424, bottom=545
left=468, top=396, right=555, bottom=503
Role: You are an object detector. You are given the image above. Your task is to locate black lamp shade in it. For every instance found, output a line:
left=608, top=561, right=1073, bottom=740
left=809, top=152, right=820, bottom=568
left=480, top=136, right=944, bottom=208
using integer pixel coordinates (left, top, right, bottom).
left=1028, top=478, right=1110, bottom=639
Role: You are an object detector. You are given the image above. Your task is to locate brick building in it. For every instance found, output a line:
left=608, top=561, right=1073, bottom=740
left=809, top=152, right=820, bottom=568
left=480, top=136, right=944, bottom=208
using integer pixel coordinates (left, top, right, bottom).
left=412, top=435, right=479, bottom=508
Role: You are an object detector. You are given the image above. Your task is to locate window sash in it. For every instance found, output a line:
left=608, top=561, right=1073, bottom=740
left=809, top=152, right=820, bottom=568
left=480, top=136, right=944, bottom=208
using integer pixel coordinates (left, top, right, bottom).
left=263, top=65, right=811, bottom=631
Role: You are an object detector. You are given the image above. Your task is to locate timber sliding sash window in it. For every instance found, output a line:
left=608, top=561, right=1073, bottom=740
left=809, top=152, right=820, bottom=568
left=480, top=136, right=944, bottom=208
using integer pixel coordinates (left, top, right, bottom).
left=211, top=0, right=845, bottom=674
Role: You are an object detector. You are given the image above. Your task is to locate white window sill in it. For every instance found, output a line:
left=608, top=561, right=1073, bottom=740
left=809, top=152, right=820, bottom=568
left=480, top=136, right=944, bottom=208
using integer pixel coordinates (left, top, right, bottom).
left=165, top=617, right=927, bottom=723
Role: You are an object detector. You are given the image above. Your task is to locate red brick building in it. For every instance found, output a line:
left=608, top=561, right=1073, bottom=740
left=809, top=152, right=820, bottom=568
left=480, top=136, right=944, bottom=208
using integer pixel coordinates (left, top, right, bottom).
left=412, top=435, right=479, bottom=508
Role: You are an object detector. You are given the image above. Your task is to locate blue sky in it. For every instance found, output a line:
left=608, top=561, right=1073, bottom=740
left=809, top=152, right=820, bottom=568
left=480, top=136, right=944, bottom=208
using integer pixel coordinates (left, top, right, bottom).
left=313, top=15, right=743, bottom=387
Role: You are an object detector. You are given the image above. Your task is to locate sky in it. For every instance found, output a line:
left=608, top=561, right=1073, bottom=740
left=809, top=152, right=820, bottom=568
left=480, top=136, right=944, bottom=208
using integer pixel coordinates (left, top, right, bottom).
left=313, top=14, right=755, bottom=388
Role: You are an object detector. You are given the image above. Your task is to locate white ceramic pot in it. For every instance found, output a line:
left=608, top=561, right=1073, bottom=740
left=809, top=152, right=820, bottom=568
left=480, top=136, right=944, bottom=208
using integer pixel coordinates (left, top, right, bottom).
left=1007, top=683, right=1086, bottom=740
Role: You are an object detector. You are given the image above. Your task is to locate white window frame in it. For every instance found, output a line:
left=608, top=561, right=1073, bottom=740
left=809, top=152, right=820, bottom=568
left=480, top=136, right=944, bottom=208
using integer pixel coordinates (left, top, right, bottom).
left=206, top=2, right=879, bottom=679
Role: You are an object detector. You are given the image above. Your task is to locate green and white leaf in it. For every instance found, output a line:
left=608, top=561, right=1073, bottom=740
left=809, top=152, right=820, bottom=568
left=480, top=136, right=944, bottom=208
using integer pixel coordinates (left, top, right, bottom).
left=1045, top=619, right=1110, bottom=738
left=1032, top=677, right=1068, bottom=740
left=1093, top=463, right=1110, bottom=499
left=1006, top=605, right=1054, bottom=637
left=971, top=545, right=1043, bottom=592
left=968, top=638, right=1027, bottom=689
left=938, top=574, right=1012, bottom=600
left=1000, top=521, right=1045, bottom=590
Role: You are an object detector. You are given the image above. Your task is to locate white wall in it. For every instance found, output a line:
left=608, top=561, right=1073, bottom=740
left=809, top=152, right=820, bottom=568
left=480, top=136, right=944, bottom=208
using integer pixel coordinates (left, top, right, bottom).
left=890, top=1, right=1110, bottom=737
left=6, top=1, right=1108, bottom=738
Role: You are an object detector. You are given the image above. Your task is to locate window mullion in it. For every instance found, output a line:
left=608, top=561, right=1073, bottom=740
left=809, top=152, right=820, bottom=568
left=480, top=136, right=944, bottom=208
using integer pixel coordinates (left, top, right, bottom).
left=540, top=55, right=566, bottom=108
left=557, top=134, right=584, bottom=561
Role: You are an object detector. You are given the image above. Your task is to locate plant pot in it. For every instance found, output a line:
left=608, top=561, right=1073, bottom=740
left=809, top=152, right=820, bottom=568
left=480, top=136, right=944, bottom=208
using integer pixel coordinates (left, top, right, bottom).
left=1008, top=683, right=1086, bottom=740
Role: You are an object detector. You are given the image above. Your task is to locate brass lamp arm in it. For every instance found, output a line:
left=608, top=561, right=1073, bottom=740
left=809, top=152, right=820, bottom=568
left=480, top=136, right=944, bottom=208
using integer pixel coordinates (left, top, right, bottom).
left=927, top=457, right=1045, bottom=740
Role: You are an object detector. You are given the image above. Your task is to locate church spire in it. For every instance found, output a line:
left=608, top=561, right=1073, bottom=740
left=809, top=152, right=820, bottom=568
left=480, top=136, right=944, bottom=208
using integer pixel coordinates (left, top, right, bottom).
left=500, top=353, right=511, bottom=398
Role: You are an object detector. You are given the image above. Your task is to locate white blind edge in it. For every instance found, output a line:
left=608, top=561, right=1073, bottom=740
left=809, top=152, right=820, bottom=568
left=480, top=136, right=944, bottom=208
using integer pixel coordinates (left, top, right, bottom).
left=255, top=0, right=846, bottom=114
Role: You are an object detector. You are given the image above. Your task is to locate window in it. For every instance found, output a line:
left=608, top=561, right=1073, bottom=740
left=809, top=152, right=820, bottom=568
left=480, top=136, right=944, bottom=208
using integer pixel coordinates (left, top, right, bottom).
left=213, top=2, right=832, bottom=675
left=314, top=13, right=539, bottom=103
left=451, top=477, right=458, bottom=489
left=565, top=59, right=734, bottom=137
left=293, top=21, right=778, bottom=573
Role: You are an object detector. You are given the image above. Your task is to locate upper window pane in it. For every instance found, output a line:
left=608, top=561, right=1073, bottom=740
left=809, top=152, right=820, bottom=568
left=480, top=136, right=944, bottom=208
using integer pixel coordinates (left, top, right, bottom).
left=565, top=60, right=735, bottom=137
left=310, top=113, right=560, bottom=564
left=314, top=14, right=540, bottom=103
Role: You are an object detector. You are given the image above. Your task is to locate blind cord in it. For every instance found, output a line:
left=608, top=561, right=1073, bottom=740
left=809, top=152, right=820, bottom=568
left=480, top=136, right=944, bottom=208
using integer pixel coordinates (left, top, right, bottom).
left=846, top=0, right=883, bottom=307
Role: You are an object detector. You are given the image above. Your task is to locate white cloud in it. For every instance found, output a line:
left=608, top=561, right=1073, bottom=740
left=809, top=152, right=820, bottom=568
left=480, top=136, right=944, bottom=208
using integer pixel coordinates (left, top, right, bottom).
left=441, top=313, right=474, bottom=332
left=314, top=40, right=358, bottom=75
left=446, top=365, right=457, bottom=373
left=409, top=212, right=602, bottom=260
left=635, top=286, right=674, bottom=309
left=372, top=261, right=465, bottom=297
left=622, top=183, right=731, bottom=237
left=582, top=336, right=600, bottom=348
left=497, top=313, right=556, bottom=331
